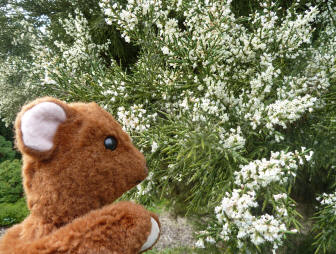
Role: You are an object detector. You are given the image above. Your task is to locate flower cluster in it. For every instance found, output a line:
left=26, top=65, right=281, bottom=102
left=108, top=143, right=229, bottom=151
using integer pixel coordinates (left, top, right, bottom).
left=317, top=192, right=336, bottom=215
left=208, top=149, right=309, bottom=252
left=99, top=0, right=333, bottom=144
left=234, top=150, right=305, bottom=188
left=117, top=105, right=157, bottom=133
left=136, top=172, right=154, bottom=196
left=219, top=126, right=245, bottom=151
left=99, top=0, right=168, bottom=43
left=32, top=9, right=110, bottom=86
left=313, top=183, right=336, bottom=252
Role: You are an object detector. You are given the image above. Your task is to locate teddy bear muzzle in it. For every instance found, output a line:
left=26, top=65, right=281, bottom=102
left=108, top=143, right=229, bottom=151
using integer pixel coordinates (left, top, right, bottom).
left=135, top=166, right=148, bottom=184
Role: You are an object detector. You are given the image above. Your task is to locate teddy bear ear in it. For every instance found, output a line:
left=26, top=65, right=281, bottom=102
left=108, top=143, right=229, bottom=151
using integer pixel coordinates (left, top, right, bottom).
left=15, top=98, right=67, bottom=158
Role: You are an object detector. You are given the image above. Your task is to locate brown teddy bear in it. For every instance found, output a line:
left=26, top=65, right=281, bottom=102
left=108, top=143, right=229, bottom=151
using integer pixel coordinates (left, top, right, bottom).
left=0, top=97, right=160, bottom=254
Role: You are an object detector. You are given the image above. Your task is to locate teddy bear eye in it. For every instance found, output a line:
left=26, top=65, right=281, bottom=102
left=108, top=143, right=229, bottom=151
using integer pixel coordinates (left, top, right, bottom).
left=104, top=136, right=118, bottom=151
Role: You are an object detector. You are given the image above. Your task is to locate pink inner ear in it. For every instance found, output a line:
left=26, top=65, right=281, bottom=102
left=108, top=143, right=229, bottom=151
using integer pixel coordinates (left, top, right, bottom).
left=21, top=102, right=66, bottom=151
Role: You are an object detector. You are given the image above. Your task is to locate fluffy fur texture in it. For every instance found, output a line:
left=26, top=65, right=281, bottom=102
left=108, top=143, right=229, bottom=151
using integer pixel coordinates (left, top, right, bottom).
left=0, top=97, right=160, bottom=254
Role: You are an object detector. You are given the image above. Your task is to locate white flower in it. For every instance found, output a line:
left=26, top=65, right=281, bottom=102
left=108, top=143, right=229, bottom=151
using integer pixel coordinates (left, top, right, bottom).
left=151, top=141, right=159, bottom=153
left=205, top=236, right=216, bottom=244
left=124, top=36, right=131, bottom=43
left=161, top=46, right=170, bottom=55
left=195, top=238, right=205, bottom=248
left=318, top=192, right=336, bottom=214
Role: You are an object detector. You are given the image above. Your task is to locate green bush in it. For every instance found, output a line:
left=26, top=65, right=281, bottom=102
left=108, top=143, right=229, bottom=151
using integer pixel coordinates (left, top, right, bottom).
left=0, top=159, right=23, bottom=203
left=0, top=136, right=15, bottom=163
left=0, top=198, right=29, bottom=226
left=0, top=159, right=28, bottom=227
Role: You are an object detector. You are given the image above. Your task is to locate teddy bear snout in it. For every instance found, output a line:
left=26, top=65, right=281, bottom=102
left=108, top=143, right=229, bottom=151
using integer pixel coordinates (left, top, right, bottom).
left=136, top=165, right=148, bottom=183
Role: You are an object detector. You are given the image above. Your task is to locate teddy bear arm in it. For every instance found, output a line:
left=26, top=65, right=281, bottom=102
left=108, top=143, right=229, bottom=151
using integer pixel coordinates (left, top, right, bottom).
left=8, top=201, right=159, bottom=254
left=0, top=224, right=27, bottom=254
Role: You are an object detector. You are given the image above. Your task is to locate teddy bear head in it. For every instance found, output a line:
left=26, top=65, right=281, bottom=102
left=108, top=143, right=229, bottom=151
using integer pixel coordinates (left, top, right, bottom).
left=15, top=97, right=148, bottom=226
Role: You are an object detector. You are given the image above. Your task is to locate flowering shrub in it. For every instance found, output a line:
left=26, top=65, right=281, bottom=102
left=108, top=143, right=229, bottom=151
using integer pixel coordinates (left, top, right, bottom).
left=198, top=149, right=310, bottom=252
left=99, top=0, right=332, bottom=140
left=1, top=0, right=336, bottom=252
left=98, top=1, right=335, bottom=251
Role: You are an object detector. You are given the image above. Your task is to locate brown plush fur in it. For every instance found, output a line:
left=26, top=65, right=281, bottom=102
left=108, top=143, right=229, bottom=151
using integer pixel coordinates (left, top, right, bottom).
left=0, top=97, right=160, bottom=254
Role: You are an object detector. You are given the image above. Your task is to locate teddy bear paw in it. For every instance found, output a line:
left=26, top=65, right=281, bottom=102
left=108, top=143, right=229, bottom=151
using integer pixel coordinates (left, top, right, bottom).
left=140, top=217, right=160, bottom=252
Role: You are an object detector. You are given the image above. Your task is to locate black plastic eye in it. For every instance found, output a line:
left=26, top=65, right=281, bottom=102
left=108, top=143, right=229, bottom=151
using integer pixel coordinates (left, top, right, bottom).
left=104, top=136, right=118, bottom=151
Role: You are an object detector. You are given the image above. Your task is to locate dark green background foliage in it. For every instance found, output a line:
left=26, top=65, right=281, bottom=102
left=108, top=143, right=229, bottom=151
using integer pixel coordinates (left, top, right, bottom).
left=0, top=134, right=27, bottom=226
left=0, top=120, right=13, bottom=141
left=0, top=136, right=15, bottom=163
left=0, top=198, right=28, bottom=226
left=0, top=159, right=23, bottom=203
